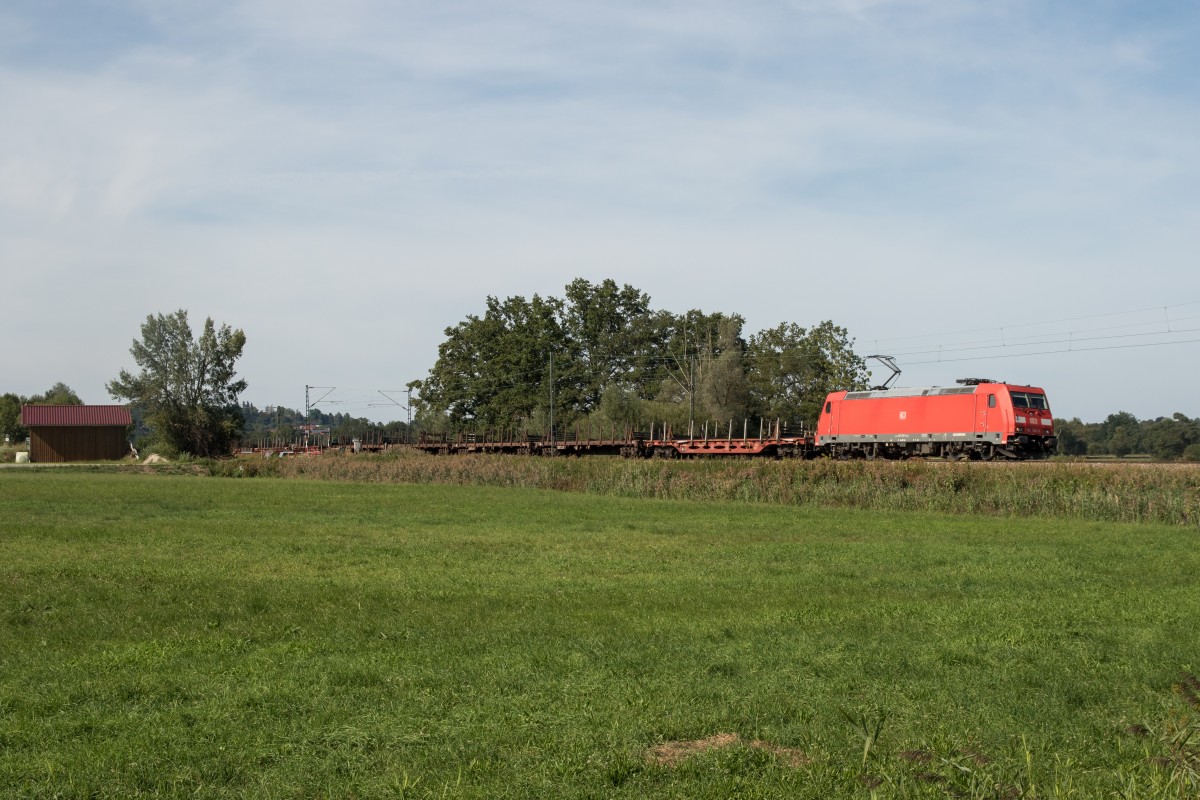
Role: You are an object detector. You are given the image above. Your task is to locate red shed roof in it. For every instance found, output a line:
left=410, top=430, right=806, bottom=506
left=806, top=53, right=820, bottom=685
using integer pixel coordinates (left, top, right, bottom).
left=21, top=405, right=133, bottom=427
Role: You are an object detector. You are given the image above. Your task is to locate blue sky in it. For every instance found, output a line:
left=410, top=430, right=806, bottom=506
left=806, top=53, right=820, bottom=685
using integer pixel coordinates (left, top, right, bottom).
left=3, top=1, right=1198, bottom=422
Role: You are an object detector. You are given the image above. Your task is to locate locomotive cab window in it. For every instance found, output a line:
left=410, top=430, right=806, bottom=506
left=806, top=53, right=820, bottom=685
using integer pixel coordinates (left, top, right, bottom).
left=825, top=401, right=831, bottom=413
left=988, top=394, right=996, bottom=408
left=1010, top=392, right=1048, bottom=410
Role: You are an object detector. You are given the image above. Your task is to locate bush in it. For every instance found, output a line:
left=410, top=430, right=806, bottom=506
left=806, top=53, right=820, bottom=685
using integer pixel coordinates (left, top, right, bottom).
left=206, top=456, right=282, bottom=478
left=134, top=434, right=180, bottom=461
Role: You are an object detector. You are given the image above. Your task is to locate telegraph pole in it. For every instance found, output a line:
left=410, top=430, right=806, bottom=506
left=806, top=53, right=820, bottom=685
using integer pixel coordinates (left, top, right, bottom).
left=548, top=351, right=555, bottom=445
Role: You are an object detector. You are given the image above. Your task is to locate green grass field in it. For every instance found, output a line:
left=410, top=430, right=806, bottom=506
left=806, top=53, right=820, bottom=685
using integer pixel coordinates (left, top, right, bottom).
left=2, top=472, right=1198, bottom=798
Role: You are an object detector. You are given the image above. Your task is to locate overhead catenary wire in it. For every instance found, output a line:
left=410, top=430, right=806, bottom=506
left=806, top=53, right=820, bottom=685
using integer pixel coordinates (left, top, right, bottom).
left=903, top=335, right=1200, bottom=365
left=860, top=302, right=1200, bottom=369
left=863, top=299, right=1200, bottom=346
left=878, top=325, right=1200, bottom=360
left=875, top=314, right=1200, bottom=358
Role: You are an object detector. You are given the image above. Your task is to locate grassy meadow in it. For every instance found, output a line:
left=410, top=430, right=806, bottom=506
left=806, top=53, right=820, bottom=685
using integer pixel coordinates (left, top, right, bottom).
left=2, top=471, right=1199, bottom=798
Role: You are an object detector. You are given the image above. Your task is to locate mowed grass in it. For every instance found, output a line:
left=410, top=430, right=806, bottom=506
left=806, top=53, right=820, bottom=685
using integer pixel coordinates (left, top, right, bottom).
left=1, top=473, right=1198, bottom=798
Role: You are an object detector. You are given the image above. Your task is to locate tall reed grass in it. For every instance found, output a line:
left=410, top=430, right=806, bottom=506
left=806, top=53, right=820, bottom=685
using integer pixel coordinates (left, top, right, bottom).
left=226, top=451, right=1200, bottom=527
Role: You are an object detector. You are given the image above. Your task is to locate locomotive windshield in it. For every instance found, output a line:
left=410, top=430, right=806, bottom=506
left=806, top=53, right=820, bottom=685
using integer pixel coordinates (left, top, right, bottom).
left=1010, top=391, right=1049, bottom=410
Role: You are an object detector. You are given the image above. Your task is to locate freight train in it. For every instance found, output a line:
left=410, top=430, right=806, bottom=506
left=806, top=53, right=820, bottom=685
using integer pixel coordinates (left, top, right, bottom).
left=413, top=377, right=1057, bottom=461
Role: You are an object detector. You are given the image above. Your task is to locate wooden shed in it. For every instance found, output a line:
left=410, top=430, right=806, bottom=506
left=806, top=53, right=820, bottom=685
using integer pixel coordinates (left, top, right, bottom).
left=21, top=405, right=133, bottom=463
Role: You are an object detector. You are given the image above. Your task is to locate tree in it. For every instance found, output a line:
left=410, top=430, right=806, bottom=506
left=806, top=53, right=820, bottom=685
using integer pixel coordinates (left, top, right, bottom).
left=1053, top=417, right=1090, bottom=456
left=649, top=309, right=743, bottom=410
left=1108, top=425, right=1137, bottom=458
left=697, top=316, right=749, bottom=420
left=558, top=279, right=657, bottom=413
left=107, top=310, right=248, bottom=457
left=1138, top=413, right=1200, bottom=460
left=598, top=382, right=644, bottom=427
left=1099, top=411, right=1140, bottom=456
left=1, top=383, right=83, bottom=443
left=0, top=393, right=23, bottom=442
left=415, top=293, right=566, bottom=428
left=29, top=382, right=84, bottom=405
left=746, top=321, right=869, bottom=427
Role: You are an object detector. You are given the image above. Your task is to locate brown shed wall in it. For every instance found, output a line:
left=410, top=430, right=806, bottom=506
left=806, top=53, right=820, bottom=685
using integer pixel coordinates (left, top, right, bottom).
left=29, top=426, right=129, bottom=462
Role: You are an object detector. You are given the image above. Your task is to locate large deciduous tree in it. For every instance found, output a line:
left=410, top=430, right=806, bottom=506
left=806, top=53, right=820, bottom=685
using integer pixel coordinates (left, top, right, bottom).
left=107, top=310, right=247, bottom=457
left=417, top=293, right=566, bottom=428
left=746, top=321, right=869, bottom=428
left=559, top=278, right=657, bottom=413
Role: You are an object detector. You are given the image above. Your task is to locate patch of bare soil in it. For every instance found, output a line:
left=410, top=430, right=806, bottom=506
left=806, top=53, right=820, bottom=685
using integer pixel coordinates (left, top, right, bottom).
left=142, top=454, right=170, bottom=465
left=956, top=747, right=991, bottom=766
left=748, top=739, right=811, bottom=768
left=1178, top=672, right=1200, bottom=709
left=647, top=733, right=738, bottom=767
left=645, top=733, right=810, bottom=768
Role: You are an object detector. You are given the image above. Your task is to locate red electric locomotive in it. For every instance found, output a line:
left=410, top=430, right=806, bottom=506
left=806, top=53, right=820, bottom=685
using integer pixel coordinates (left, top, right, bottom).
left=815, top=379, right=1056, bottom=460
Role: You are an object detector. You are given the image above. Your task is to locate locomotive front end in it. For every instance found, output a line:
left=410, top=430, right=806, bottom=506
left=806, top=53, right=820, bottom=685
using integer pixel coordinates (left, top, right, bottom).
left=1001, top=385, right=1057, bottom=458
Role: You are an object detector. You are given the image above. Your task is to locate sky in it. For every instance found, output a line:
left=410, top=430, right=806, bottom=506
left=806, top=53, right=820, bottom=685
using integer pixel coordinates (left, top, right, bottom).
left=2, top=0, right=1199, bottom=423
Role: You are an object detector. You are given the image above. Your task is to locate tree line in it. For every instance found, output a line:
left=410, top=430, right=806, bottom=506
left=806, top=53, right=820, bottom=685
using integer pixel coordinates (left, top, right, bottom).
left=239, top=403, right=412, bottom=445
left=412, top=278, right=870, bottom=434
left=1055, top=412, right=1200, bottom=460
